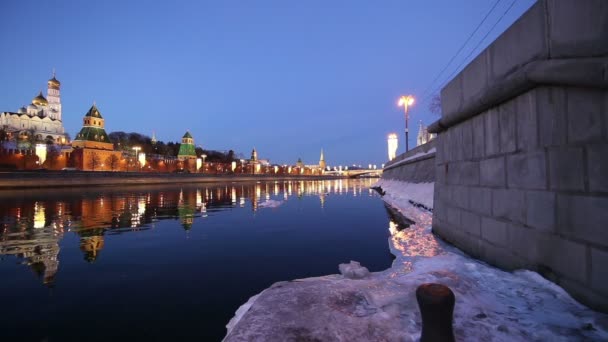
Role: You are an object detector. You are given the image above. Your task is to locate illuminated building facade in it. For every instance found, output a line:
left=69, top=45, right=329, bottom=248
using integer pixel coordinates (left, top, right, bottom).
left=0, top=72, right=67, bottom=144
left=416, top=121, right=436, bottom=146
left=387, top=133, right=398, bottom=161
left=177, top=131, right=196, bottom=160
left=177, top=131, right=197, bottom=171
left=71, top=104, right=121, bottom=171
left=319, top=149, right=326, bottom=170
left=250, top=148, right=259, bottom=174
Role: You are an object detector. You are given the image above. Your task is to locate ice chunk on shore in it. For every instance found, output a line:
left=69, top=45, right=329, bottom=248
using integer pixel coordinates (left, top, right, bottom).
left=339, top=260, right=370, bottom=279
left=224, top=180, right=608, bottom=341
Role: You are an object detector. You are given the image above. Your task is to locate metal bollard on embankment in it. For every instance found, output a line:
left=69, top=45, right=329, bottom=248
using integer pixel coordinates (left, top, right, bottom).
left=416, top=283, right=456, bottom=342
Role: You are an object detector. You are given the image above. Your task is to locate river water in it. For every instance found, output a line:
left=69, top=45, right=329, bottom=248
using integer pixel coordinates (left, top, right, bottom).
left=0, top=179, right=393, bottom=341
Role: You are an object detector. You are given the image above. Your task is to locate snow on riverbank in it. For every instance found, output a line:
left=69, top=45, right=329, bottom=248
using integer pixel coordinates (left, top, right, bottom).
left=374, top=178, right=434, bottom=210
left=224, top=180, right=608, bottom=341
left=378, top=180, right=608, bottom=341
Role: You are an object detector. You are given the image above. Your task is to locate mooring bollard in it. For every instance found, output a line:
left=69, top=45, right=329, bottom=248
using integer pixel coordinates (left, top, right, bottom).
left=416, top=283, right=455, bottom=342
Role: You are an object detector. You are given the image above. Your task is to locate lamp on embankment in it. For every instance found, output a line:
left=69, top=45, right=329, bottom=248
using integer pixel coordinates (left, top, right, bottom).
left=398, top=95, right=415, bottom=152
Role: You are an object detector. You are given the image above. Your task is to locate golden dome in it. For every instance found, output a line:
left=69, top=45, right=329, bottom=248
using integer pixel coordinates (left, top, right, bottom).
left=32, top=91, right=48, bottom=106
left=48, top=76, right=60, bottom=88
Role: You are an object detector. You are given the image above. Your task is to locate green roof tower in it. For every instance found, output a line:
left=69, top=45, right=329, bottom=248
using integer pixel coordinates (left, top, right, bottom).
left=177, top=131, right=196, bottom=160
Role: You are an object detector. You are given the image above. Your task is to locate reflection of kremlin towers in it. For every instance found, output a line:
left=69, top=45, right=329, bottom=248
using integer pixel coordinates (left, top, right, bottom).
left=0, top=180, right=378, bottom=286
left=80, top=234, right=105, bottom=262
left=178, top=189, right=197, bottom=230
left=0, top=202, right=63, bottom=286
left=7, top=232, right=60, bottom=286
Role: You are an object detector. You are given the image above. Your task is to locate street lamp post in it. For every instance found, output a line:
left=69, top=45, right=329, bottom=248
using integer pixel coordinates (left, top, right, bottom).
left=202, top=154, right=207, bottom=173
left=398, top=95, right=415, bottom=152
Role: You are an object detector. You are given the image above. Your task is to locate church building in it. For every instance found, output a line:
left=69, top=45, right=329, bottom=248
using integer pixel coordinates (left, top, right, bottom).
left=0, top=72, right=67, bottom=145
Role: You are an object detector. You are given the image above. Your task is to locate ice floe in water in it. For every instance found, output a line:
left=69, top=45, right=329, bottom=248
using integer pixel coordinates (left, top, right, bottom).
left=257, top=199, right=284, bottom=209
left=224, top=181, right=608, bottom=342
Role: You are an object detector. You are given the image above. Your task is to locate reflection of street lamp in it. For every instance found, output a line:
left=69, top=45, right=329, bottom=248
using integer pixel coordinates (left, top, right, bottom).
left=398, top=95, right=415, bottom=152
left=132, top=146, right=141, bottom=171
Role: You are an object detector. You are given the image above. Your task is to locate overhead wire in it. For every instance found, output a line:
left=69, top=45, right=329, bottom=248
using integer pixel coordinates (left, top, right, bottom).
left=425, top=0, right=519, bottom=103
left=419, top=0, right=502, bottom=102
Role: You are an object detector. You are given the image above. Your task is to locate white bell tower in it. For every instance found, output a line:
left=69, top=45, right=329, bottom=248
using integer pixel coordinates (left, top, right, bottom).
left=47, top=69, right=62, bottom=121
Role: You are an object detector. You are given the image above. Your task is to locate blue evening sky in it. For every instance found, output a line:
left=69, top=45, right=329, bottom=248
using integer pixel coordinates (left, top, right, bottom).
left=0, top=0, right=535, bottom=166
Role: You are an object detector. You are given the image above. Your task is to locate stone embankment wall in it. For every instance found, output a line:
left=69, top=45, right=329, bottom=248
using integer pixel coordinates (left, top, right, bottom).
left=429, top=0, right=608, bottom=312
left=382, top=139, right=436, bottom=183
left=0, top=172, right=340, bottom=189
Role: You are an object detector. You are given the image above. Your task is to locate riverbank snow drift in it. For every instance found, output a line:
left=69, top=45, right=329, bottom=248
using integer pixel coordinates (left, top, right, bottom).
left=374, top=178, right=434, bottom=209
left=224, top=180, right=607, bottom=342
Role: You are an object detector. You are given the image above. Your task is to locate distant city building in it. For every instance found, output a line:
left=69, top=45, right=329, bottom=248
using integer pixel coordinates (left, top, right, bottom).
left=249, top=148, right=261, bottom=174
left=177, top=131, right=197, bottom=172
left=177, top=131, right=196, bottom=160
left=0, top=71, right=67, bottom=145
left=319, top=149, right=326, bottom=170
left=387, top=133, right=398, bottom=161
left=299, top=149, right=327, bottom=175
left=71, top=104, right=121, bottom=171
left=417, top=121, right=436, bottom=146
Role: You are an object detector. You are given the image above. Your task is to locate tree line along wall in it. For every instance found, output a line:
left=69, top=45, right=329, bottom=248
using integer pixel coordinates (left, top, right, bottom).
left=429, top=0, right=608, bottom=312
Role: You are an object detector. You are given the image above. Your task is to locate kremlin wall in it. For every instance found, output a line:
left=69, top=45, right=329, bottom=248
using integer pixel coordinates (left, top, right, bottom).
left=0, top=73, right=328, bottom=176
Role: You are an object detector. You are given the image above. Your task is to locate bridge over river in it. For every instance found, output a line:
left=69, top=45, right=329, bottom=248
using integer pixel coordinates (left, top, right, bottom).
left=324, top=169, right=382, bottom=178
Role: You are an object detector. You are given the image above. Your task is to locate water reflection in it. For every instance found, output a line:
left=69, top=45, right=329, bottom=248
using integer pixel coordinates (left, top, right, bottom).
left=0, top=179, right=377, bottom=287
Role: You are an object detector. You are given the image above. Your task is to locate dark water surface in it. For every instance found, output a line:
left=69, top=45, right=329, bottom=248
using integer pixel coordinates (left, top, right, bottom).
left=0, top=179, right=393, bottom=342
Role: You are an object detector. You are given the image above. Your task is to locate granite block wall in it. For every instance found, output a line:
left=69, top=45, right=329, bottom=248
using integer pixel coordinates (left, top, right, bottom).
left=382, top=139, right=435, bottom=183
left=430, top=0, right=608, bottom=312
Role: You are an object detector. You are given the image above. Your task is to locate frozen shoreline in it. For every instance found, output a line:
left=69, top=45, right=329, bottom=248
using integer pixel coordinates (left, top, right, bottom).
left=224, top=180, right=608, bottom=341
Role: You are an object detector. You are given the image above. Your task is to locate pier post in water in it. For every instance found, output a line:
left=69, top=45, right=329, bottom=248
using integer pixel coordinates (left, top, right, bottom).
left=416, top=283, right=455, bottom=342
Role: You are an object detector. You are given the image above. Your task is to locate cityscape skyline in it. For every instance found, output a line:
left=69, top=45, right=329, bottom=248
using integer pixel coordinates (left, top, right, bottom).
left=0, top=0, right=535, bottom=165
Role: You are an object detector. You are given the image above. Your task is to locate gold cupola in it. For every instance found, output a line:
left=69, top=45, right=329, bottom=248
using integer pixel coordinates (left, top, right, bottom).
left=48, top=69, right=60, bottom=89
left=32, top=91, right=48, bottom=106
left=48, top=77, right=60, bottom=89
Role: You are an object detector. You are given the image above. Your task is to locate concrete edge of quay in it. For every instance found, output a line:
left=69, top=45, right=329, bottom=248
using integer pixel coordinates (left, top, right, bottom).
left=0, top=171, right=347, bottom=190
